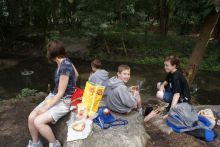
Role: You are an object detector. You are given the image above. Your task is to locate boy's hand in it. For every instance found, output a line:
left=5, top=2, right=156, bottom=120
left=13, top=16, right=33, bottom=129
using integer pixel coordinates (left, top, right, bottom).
left=36, top=107, right=47, bottom=114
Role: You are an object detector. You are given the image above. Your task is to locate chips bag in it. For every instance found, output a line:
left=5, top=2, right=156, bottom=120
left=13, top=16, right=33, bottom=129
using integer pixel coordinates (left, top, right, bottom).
left=82, top=82, right=105, bottom=116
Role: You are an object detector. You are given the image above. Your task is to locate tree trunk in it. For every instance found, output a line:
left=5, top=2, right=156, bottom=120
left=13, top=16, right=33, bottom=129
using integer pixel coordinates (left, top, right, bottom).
left=71, top=0, right=78, bottom=29
left=52, top=0, right=58, bottom=29
left=104, top=38, right=110, bottom=54
left=159, top=0, right=170, bottom=36
left=115, top=0, right=122, bottom=21
left=121, top=37, right=127, bottom=55
left=183, top=10, right=220, bottom=87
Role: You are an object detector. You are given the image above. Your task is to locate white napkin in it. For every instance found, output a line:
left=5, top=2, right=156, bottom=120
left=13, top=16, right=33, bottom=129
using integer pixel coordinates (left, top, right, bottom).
left=67, top=119, right=93, bottom=141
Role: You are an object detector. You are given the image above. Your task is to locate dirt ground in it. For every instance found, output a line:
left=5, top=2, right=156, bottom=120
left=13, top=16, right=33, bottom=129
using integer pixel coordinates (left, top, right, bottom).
left=0, top=97, right=49, bottom=147
left=0, top=98, right=219, bottom=147
left=144, top=121, right=220, bottom=147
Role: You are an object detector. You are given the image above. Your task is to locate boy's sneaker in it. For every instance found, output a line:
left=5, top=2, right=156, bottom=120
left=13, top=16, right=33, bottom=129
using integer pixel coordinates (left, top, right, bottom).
left=27, top=140, right=43, bottom=147
left=49, top=140, right=62, bottom=147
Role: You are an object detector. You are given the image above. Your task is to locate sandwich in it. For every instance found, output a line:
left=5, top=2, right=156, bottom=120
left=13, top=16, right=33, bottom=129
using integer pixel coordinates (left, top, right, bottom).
left=72, top=122, right=86, bottom=132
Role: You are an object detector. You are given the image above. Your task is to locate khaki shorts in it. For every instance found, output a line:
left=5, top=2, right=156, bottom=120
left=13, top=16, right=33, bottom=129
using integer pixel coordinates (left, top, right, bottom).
left=35, top=93, right=70, bottom=124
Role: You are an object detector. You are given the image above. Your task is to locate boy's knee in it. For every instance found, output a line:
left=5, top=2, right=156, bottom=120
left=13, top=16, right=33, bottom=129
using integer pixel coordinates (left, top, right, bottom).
left=156, top=91, right=163, bottom=100
left=28, top=112, right=37, bottom=124
left=34, top=117, right=43, bottom=129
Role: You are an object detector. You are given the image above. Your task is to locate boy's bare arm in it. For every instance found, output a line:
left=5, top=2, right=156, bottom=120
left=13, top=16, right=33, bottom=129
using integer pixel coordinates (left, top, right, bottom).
left=72, top=64, right=79, bottom=81
left=163, top=93, right=180, bottom=119
left=159, top=81, right=168, bottom=91
left=171, top=93, right=180, bottom=108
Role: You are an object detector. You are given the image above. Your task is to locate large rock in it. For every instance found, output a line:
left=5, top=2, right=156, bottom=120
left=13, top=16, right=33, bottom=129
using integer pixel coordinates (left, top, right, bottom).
left=53, top=110, right=150, bottom=147
left=60, top=37, right=90, bottom=58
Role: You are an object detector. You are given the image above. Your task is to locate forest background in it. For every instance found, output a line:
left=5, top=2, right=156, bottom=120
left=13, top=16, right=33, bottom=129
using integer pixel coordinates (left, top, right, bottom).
left=0, top=0, right=220, bottom=86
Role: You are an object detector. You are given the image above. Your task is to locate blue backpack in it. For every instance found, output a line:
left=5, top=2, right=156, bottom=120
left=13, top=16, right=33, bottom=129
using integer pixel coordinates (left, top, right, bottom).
left=94, top=107, right=128, bottom=129
left=167, top=103, right=217, bottom=141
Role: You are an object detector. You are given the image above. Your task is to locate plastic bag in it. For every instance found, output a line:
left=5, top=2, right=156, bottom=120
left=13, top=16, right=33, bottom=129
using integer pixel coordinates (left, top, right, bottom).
left=82, top=82, right=105, bottom=116
left=94, top=107, right=128, bottom=129
left=198, top=109, right=216, bottom=129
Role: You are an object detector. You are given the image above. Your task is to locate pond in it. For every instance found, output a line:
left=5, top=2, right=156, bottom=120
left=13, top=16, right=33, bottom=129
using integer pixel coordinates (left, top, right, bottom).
left=0, top=57, right=219, bottom=105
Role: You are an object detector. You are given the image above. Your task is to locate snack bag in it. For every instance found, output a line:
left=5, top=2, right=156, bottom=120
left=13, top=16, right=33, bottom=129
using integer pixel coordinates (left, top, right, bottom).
left=77, top=103, right=88, bottom=120
left=82, top=82, right=105, bottom=116
left=198, top=109, right=216, bottom=129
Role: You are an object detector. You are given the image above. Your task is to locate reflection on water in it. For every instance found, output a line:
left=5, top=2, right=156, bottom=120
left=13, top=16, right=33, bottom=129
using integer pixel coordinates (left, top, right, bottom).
left=0, top=57, right=219, bottom=105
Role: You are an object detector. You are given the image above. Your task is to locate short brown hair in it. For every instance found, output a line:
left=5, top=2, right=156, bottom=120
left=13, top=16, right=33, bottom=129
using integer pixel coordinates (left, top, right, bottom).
left=46, top=40, right=67, bottom=63
left=118, top=65, right=130, bottom=73
left=91, top=59, right=101, bottom=69
left=164, top=55, right=180, bottom=70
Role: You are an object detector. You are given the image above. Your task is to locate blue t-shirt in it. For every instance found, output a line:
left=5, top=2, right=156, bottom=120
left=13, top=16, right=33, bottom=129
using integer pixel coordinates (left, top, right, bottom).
left=52, top=58, right=76, bottom=98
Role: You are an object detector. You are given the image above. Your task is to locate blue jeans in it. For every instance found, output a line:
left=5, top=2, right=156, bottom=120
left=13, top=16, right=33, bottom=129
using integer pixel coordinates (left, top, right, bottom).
left=159, top=82, right=173, bottom=103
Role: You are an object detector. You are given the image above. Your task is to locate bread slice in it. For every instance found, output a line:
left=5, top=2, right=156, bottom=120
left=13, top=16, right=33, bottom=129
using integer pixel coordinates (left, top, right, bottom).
left=72, top=122, right=86, bottom=132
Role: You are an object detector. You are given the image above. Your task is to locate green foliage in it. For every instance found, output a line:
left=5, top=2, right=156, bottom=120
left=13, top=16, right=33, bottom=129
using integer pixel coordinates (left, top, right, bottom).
left=0, top=0, right=220, bottom=73
left=30, top=0, right=51, bottom=34
left=74, top=0, right=116, bottom=37
left=200, top=45, right=220, bottom=71
left=49, top=30, right=60, bottom=40
left=16, top=88, right=37, bottom=99
left=90, top=30, right=220, bottom=71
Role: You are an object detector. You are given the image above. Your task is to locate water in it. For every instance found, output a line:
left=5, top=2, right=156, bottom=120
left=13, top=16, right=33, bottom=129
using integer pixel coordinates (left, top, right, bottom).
left=0, top=57, right=219, bottom=105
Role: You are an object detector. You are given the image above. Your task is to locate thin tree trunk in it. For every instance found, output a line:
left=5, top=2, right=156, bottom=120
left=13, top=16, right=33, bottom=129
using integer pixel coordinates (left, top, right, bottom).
left=183, top=10, right=220, bottom=87
left=52, top=0, right=58, bottom=29
left=159, top=0, right=170, bottom=36
left=104, top=40, right=110, bottom=54
left=122, top=37, right=127, bottom=55
left=115, top=0, right=122, bottom=21
left=72, top=0, right=78, bottom=29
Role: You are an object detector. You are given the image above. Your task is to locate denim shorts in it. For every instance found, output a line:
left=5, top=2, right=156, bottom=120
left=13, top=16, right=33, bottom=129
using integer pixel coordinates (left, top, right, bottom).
left=159, top=82, right=173, bottom=103
left=35, top=93, right=71, bottom=124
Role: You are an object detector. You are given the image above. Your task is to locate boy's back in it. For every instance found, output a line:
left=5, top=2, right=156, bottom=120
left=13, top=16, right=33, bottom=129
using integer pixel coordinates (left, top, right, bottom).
left=89, top=59, right=109, bottom=96
left=89, top=69, right=109, bottom=96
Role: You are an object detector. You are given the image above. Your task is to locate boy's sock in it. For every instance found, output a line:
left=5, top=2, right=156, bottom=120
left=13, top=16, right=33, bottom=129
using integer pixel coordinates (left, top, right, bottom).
left=137, top=108, right=143, bottom=115
left=32, top=140, right=40, bottom=145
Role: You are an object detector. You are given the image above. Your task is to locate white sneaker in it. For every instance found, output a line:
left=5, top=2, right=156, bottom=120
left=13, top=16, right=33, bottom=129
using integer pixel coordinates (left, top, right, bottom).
left=27, top=140, right=43, bottom=147
left=137, top=108, right=143, bottom=115
left=49, top=140, right=62, bottom=147
left=27, top=140, right=33, bottom=147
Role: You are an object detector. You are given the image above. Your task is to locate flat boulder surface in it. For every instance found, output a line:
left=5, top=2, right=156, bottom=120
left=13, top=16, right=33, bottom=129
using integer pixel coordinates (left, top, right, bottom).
left=54, top=111, right=150, bottom=147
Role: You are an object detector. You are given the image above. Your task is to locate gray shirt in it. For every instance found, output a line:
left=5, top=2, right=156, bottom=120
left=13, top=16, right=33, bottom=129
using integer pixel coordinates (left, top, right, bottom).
left=107, top=76, right=137, bottom=113
left=88, top=69, right=109, bottom=96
